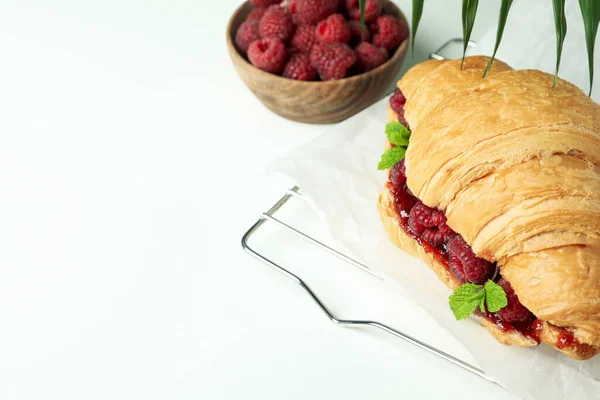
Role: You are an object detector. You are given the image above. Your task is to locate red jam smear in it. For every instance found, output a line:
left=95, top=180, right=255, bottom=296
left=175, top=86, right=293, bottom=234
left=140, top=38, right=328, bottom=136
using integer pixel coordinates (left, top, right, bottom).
left=479, top=312, right=544, bottom=344
left=556, top=327, right=592, bottom=354
left=557, top=331, right=575, bottom=349
left=571, top=339, right=593, bottom=354
left=555, top=330, right=591, bottom=354
left=513, top=319, right=545, bottom=344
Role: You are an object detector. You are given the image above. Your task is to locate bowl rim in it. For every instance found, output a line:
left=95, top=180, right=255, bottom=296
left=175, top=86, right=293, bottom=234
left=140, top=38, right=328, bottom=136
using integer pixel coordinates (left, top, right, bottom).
left=226, top=0, right=410, bottom=86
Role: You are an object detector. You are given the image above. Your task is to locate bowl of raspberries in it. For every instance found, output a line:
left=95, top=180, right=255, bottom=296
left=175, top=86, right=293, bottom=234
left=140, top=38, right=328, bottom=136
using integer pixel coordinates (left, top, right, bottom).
left=227, top=0, right=409, bottom=124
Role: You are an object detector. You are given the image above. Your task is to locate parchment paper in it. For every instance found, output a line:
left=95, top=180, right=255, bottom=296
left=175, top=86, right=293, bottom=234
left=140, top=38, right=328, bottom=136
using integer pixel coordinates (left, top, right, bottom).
left=273, top=1, right=600, bottom=398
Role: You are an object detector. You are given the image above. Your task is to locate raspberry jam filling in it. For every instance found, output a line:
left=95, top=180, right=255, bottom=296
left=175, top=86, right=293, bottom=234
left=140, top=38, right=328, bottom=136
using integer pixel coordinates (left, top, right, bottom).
left=388, top=90, right=581, bottom=349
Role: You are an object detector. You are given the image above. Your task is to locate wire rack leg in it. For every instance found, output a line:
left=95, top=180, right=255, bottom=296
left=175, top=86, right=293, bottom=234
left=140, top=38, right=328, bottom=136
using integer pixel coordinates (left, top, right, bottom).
left=241, top=188, right=493, bottom=383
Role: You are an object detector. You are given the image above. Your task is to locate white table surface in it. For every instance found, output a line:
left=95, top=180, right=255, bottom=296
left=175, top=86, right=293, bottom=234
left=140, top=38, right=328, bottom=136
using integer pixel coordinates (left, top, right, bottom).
left=0, top=1, right=521, bottom=399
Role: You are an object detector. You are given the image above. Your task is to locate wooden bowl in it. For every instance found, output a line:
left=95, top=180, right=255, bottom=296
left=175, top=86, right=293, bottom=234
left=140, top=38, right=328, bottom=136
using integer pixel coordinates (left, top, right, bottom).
left=226, top=1, right=409, bottom=124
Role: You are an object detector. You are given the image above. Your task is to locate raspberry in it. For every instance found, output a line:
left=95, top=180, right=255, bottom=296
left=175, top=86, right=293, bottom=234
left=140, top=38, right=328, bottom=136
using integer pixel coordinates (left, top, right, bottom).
left=389, top=89, right=408, bottom=127
left=236, top=20, right=262, bottom=55
left=315, top=13, right=351, bottom=44
left=293, top=0, right=340, bottom=25
left=250, top=0, right=280, bottom=6
left=355, top=42, right=388, bottom=71
left=247, top=7, right=268, bottom=21
left=348, top=20, right=370, bottom=47
left=409, top=203, right=447, bottom=232
left=389, top=159, right=406, bottom=187
left=283, top=52, right=317, bottom=81
left=408, top=202, right=450, bottom=248
left=495, top=278, right=535, bottom=322
left=248, top=37, right=287, bottom=74
left=345, top=0, right=381, bottom=23
left=439, top=223, right=456, bottom=241
left=396, top=108, right=409, bottom=127
left=290, top=24, right=316, bottom=53
left=309, top=42, right=356, bottom=80
left=422, top=223, right=455, bottom=248
left=371, top=15, right=408, bottom=51
left=447, top=236, right=494, bottom=284
left=388, top=183, right=417, bottom=218
left=259, top=6, right=294, bottom=42
left=390, top=89, right=406, bottom=112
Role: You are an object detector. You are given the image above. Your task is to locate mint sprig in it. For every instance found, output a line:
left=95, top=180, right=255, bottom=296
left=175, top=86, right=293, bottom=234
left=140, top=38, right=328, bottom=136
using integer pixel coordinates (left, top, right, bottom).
left=385, top=122, right=411, bottom=146
left=449, top=280, right=508, bottom=320
left=378, top=147, right=406, bottom=170
left=377, top=122, right=411, bottom=170
left=482, top=280, right=508, bottom=312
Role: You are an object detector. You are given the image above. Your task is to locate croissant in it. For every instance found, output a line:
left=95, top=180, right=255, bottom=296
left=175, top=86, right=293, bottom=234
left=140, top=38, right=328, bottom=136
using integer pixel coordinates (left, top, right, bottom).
left=377, top=56, right=600, bottom=360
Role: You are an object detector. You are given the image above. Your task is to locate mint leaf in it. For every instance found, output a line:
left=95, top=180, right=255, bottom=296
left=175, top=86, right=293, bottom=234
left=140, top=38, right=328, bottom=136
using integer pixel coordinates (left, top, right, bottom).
left=479, top=295, right=486, bottom=313
left=378, top=122, right=411, bottom=171
left=385, top=122, right=411, bottom=146
left=484, top=280, right=508, bottom=312
left=449, top=280, right=508, bottom=318
left=377, top=147, right=406, bottom=170
left=449, top=283, right=484, bottom=320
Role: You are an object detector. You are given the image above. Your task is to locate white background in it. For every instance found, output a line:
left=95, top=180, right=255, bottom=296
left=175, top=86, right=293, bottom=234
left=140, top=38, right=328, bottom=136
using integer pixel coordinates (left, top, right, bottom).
left=0, top=1, right=530, bottom=398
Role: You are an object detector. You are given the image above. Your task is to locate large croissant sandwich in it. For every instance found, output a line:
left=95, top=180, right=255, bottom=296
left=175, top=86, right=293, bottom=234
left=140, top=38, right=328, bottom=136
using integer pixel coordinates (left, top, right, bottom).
left=377, top=56, right=600, bottom=360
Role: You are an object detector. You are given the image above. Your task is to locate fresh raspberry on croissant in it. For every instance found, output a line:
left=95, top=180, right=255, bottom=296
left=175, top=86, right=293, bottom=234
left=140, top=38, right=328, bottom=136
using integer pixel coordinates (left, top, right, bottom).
left=389, top=159, right=406, bottom=187
left=495, top=278, right=535, bottom=323
left=446, top=236, right=493, bottom=285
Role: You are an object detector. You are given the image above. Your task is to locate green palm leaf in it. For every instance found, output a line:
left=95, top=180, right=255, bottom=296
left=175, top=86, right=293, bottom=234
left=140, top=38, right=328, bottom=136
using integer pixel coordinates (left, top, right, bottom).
left=578, top=0, right=600, bottom=96
left=461, top=0, right=479, bottom=69
left=552, top=0, right=567, bottom=89
left=359, top=0, right=366, bottom=40
left=412, top=0, right=425, bottom=56
left=483, top=0, right=514, bottom=78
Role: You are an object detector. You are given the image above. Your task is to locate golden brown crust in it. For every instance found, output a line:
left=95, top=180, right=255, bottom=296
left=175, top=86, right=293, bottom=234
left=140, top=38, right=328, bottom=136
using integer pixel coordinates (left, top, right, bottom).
left=502, top=245, right=600, bottom=349
left=398, top=56, right=513, bottom=132
left=383, top=65, right=600, bottom=359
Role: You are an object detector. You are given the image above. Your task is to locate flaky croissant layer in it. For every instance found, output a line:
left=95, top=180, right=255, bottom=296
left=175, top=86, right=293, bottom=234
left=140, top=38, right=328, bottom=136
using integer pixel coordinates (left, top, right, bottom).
left=397, top=56, right=600, bottom=350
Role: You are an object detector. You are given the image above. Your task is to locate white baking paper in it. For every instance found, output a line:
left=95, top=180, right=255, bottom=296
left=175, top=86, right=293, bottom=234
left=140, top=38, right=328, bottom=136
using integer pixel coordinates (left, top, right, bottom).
left=272, top=1, right=600, bottom=399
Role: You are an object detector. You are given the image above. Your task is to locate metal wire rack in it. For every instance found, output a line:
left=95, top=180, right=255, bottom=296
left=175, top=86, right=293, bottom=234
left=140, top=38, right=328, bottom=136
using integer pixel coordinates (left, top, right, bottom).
left=241, top=39, right=492, bottom=383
